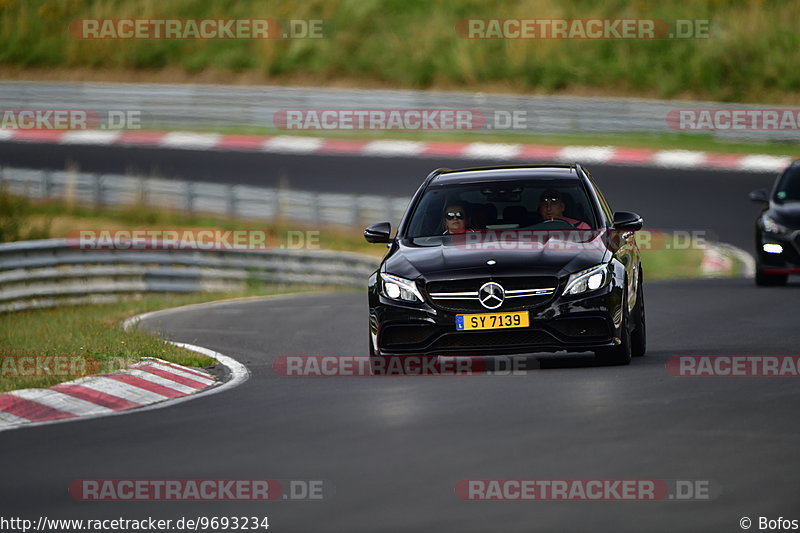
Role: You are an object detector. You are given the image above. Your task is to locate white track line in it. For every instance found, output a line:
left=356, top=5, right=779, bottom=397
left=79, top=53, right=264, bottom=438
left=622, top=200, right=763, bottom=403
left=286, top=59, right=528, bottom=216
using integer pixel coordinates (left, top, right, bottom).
left=463, top=142, right=522, bottom=159
left=557, top=145, right=616, bottom=164
left=652, top=150, right=707, bottom=169
left=738, top=155, right=792, bottom=173
left=262, top=136, right=324, bottom=153
left=60, top=130, right=122, bottom=145
left=362, top=140, right=425, bottom=157
left=160, top=132, right=221, bottom=149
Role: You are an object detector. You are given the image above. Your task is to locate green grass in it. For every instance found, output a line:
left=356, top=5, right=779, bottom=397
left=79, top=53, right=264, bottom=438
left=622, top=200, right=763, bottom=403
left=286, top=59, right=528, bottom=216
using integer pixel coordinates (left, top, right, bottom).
left=0, top=287, right=324, bottom=393
left=1, top=0, right=800, bottom=104
left=640, top=245, right=705, bottom=281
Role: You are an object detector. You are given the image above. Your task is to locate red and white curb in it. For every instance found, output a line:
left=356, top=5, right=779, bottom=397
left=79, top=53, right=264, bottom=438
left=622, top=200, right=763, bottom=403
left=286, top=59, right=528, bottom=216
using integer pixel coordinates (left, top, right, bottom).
left=0, top=347, right=249, bottom=433
left=1, top=129, right=795, bottom=173
left=701, top=242, right=756, bottom=278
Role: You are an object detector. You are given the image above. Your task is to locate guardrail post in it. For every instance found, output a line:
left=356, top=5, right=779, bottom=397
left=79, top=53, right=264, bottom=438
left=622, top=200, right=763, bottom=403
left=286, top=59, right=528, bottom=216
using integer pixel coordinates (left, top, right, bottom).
left=42, top=170, right=53, bottom=200
left=138, top=177, right=147, bottom=204
left=185, top=181, right=195, bottom=213
left=227, top=184, right=236, bottom=217
left=92, top=173, right=104, bottom=207
left=312, top=192, right=322, bottom=225
left=274, top=189, right=283, bottom=221
left=352, top=196, right=361, bottom=226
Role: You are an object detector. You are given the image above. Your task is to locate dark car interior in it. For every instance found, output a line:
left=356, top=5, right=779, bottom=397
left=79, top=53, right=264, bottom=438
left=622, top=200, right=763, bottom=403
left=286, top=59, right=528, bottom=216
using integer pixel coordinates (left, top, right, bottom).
left=407, top=181, right=596, bottom=237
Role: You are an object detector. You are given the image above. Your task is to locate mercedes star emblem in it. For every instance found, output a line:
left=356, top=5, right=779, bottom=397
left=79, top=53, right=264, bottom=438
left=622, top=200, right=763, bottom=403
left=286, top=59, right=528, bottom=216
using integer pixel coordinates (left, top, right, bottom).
left=478, top=281, right=505, bottom=310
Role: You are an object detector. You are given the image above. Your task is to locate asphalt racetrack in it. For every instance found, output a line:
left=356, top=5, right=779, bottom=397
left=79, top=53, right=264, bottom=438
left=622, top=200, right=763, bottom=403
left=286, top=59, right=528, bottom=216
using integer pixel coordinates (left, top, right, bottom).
left=1, top=146, right=798, bottom=532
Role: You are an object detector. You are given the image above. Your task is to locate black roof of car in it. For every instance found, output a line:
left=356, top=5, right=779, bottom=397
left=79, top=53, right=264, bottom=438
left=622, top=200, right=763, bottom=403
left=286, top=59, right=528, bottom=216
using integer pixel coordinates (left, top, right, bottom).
left=431, top=165, right=580, bottom=185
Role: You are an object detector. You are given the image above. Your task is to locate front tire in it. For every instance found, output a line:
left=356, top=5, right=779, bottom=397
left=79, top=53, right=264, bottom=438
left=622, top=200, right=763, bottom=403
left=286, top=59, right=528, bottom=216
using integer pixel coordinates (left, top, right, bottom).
left=595, top=291, right=632, bottom=366
left=631, top=272, right=646, bottom=358
left=755, top=268, right=788, bottom=286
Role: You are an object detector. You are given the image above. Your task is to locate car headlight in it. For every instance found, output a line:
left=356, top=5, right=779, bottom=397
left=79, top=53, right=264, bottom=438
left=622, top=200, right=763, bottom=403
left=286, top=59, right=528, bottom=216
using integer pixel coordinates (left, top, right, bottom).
left=381, top=273, right=423, bottom=302
left=762, top=215, right=789, bottom=235
left=564, top=264, right=610, bottom=296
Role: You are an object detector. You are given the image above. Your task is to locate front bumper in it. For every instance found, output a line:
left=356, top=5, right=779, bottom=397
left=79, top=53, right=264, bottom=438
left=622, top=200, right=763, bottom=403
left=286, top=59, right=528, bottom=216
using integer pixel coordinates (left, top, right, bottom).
left=758, top=230, right=800, bottom=273
left=371, top=285, right=622, bottom=356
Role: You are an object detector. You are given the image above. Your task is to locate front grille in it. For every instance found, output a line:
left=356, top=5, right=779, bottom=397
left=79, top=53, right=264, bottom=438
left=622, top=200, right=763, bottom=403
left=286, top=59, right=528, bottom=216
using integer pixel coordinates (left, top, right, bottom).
left=430, top=329, right=555, bottom=350
left=427, top=276, right=558, bottom=312
left=427, top=276, right=557, bottom=293
left=431, top=297, right=552, bottom=313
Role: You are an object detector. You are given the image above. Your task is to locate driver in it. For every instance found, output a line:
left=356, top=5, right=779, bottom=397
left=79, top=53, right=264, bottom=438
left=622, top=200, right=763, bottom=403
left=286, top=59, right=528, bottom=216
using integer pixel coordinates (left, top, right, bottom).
left=443, top=204, right=470, bottom=234
left=538, top=189, right=590, bottom=229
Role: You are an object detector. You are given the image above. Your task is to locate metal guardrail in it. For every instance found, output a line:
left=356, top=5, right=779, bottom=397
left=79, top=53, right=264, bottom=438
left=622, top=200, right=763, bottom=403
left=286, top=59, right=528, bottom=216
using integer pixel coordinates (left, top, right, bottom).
left=1, top=81, right=796, bottom=142
left=0, top=166, right=411, bottom=228
left=0, top=238, right=379, bottom=312
left=0, top=166, right=388, bottom=311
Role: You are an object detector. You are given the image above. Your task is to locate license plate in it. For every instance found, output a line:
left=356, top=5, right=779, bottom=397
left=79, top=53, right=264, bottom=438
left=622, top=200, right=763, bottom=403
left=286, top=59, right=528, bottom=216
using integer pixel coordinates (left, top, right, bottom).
left=455, top=311, right=529, bottom=331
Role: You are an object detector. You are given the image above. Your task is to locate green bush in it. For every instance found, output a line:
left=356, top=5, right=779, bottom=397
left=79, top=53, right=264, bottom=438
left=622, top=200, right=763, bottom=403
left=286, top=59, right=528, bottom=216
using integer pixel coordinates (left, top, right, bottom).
left=0, top=188, right=51, bottom=242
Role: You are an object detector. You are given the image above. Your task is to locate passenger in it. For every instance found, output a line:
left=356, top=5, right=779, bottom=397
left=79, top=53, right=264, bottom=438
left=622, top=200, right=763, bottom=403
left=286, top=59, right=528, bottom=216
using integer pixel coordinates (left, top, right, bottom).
left=443, top=204, right=469, bottom=234
left=538, top=189, right=591, bottom=229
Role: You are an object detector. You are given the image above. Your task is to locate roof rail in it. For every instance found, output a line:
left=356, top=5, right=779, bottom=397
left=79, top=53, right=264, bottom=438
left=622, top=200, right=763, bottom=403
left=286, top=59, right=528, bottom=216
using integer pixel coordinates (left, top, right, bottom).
left=426, top=168, right=450, bottom=181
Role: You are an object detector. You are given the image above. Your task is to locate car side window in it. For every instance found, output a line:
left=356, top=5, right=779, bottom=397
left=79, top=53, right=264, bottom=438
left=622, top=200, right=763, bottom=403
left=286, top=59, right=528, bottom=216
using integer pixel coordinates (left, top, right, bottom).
left=586, top=175, right=613, bottom=226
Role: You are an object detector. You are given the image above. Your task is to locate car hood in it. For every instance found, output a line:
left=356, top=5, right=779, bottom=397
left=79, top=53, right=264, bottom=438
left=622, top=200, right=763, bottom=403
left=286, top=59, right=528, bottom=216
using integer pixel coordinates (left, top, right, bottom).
left=769, top=202, right=800, bottom=228
left=385, top=231, right=611, bottom=281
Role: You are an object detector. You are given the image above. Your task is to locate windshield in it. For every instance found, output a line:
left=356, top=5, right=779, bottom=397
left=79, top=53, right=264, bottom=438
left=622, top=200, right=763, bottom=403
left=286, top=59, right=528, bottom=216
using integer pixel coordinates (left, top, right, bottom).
left=405, top=179, right=599, bottom=238
left=775, top=166, right=800, bottom=202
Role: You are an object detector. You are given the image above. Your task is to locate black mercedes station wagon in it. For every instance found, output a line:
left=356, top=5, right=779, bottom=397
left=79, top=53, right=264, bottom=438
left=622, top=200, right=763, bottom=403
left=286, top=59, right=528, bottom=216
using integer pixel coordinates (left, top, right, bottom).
left=365, top=164, right=645, bottom=366
left=750, top=160, right=800, bottom=286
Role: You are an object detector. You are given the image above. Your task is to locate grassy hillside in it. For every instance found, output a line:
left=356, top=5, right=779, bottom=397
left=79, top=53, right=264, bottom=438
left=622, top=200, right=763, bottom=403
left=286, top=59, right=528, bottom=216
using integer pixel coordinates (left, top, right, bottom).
left=1, top=0, right=799, bottom=103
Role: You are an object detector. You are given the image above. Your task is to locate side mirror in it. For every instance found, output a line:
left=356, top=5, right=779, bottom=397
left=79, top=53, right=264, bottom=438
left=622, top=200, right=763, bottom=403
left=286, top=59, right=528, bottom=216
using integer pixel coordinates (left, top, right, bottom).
left=364, top=222, right=392, bottom=243
left=749, top=188, right=769, bottom=203
left=613, top=211, right=643, bottom=231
